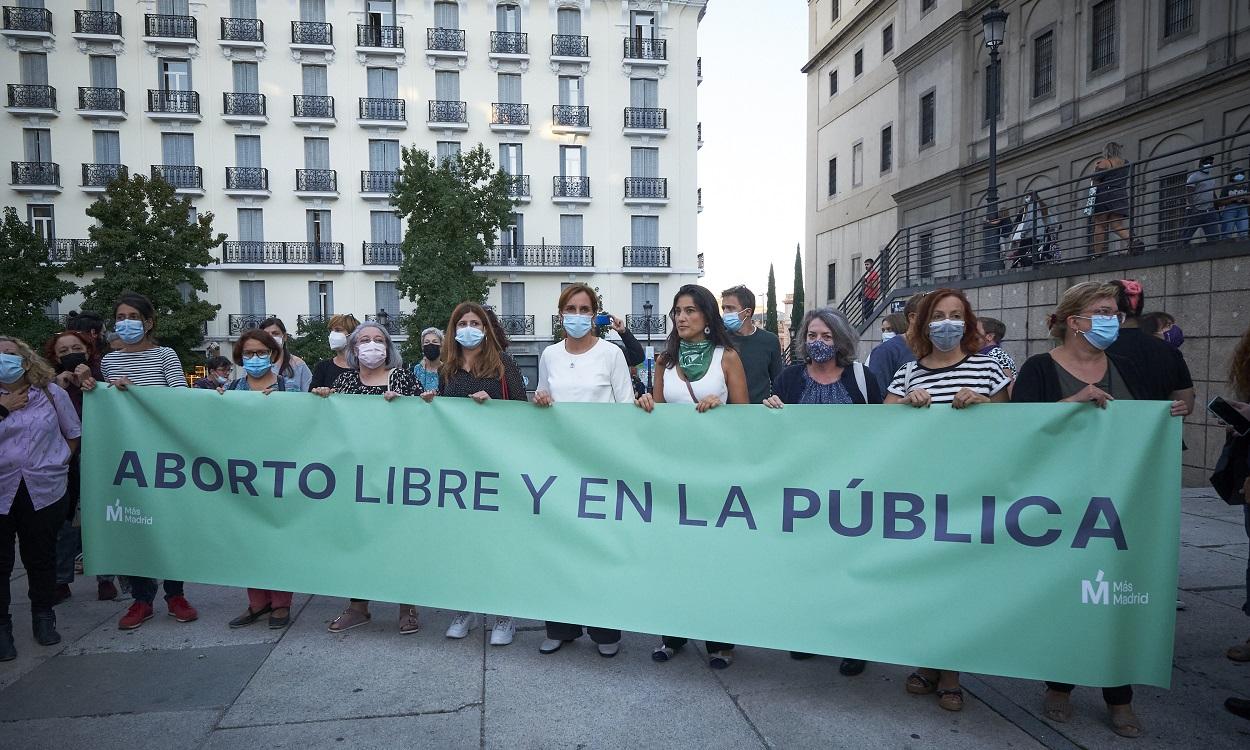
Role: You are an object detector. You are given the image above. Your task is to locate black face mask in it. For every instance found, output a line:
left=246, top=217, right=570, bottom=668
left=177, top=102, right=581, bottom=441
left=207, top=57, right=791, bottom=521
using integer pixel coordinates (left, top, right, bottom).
left=58, top=352, right=88, bottom=372
left=422, top=344, right=441, bottom=362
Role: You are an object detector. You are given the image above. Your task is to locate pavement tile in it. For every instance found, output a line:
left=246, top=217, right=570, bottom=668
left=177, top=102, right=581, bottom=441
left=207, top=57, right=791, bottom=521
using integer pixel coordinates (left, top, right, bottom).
left=200, top=711, right=480, bottom=750
left=0, top=710, right=219, bottom=750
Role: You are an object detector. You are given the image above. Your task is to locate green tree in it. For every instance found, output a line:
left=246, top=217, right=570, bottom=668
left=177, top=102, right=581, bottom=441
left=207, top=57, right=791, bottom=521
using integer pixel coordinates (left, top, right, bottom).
left=790, top=243, right=805, bottom=335
left=287, top=316, right=332, bottom=369
left=0, top=207, right=76, bottom=346
left=68, top=174, right=223, bottom=366
left=764, top=263, right=779, bottom=335
left=393, top=144, right=513, bottom=357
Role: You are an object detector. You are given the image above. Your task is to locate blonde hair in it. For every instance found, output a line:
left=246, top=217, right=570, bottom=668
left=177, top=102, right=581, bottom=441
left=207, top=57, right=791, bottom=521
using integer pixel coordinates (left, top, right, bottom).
left=327, top=313, right=360, bottom=333
left=0, top=335, right=56, bottom=387
left=1047, top=282, right=1121, bottom=340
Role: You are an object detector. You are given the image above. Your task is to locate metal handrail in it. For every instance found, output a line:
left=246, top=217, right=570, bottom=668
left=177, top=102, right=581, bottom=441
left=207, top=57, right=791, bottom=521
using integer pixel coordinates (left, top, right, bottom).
left=75, top=10, right=120, bottom=35
left=491, top=30, right=527, bottom=54
left=293, top=94, right=334, bottom=119
left=485, top=244, right=593, bottom=266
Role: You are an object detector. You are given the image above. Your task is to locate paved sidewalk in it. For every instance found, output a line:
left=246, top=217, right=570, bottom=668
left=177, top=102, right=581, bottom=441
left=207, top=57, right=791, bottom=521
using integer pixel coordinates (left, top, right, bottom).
left=1, top=489, right=1247, bottom=749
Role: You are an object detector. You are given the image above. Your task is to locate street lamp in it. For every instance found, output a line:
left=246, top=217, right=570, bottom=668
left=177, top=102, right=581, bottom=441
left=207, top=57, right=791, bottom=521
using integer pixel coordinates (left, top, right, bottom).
left=981, top=2, right=1008, bottom=272
left=643, top=300, right=654, bottom=394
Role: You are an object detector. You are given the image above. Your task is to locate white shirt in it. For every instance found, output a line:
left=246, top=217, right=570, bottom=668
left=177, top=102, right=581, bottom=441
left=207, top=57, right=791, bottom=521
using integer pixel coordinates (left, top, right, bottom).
left=662, top=347, right=728, bottom=403
left=537, top=338, right=634, bottom=403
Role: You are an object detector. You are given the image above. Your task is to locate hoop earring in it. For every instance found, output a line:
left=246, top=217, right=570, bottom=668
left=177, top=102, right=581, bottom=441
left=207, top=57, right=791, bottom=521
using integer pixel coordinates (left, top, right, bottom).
left=704, top=326, right=711, bottom=335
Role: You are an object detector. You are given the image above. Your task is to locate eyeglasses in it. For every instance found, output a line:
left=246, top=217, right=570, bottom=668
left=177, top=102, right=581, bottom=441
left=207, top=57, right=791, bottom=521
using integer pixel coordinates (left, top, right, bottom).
left=1073, top=312, right=1126, bottom=323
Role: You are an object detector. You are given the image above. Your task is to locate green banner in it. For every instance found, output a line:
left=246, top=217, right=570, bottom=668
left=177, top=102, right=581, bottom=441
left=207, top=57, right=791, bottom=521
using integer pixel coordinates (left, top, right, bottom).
left=81, top=386, right=1180, bottom=687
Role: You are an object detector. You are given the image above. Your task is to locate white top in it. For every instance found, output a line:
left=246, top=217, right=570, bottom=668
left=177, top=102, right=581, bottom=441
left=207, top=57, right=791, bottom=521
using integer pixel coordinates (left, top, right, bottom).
left=537, top=337, right=634, bottom=403
left=101, top=347, right=187, bottom=387
left=662, top=347, right=728, bottom=403
left=887, top=353, right=1009, bottom=404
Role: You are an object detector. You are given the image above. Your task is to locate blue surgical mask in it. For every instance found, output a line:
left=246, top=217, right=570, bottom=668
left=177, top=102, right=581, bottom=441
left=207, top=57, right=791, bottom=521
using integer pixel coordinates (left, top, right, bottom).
left=115, top=318, right=146, bottom=344
left=806, top=339, right=836, bottom=363
left=455, top=326, right=485, bottom=349
left=0, top=353, right=26, bottom=383
left=1079, top=315, right=1120, bottom=350
left=215, top=375, right=228, bottom=385
left=928, top=319, right=965, bottom=352
left=242, top=354, right=272, bottom=378
left=1236, top=173, right=1246, bottom=182
left=562, top=314, right=593, bottom=339
left=881, top=331, right=896, bottom=341
left=722, top=311, right=744, bottom=333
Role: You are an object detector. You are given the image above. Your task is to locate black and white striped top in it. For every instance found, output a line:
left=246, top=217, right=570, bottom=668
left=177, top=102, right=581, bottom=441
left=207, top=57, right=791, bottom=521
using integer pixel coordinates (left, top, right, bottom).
left=887, top=354, right=1009, bottom=404
left=101, top=347, right=187, bottom=388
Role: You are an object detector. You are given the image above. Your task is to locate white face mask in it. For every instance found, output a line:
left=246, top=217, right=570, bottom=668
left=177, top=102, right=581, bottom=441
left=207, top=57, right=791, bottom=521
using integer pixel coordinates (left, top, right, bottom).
left=357, top=341, right=387, bottom=368
left=271, top=334, right=284, bottom=349
left=328, top=331, right=348, bottom=351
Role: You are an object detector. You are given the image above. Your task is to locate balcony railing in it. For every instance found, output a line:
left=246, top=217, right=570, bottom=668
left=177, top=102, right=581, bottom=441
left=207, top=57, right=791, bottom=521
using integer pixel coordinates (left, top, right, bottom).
left=697, top=56, right=703, bottom=79
left=78, top=86, right=124, bottom=112
left=291, top=21, right=332, bottom=45
left=499, top=315, right=535, bottom=336
left=624, top=37, right=666, bottom=60
left=361, top=170, right=398, bottom=193
left=552, top=34, right=588, bottom=57
left=486, top=244, right=594, bottom=267
left=147, top=89, right=199, bottom=114
left=491, top=102, right=528, bottom=126
left=491, top=31, right=527, bottom=54
left=505, top=174, right=530, bottom=198
left=427, top=27, right=464, bottom=51
left=357, top=23, right=402, bottom=48
left=221, top=17, right=263, bottom=42
left=225, top=167, right=268, bottom=191
left=364, top=312, right=412, bottom=335
left=428, top=100, right=467, bottom=123
left=625, top=177, right=668, bottom=199
left=293, top=94, right=334, bottom=119
left=223, top=92, right=265, bottom=116
left=228, top=313, right=273, bottom=335
left=75, top=10, right=121, bottom=35
left=624, top=107, right=667, bottom=129
left=81, top=163, right=126, bottom=188
left=553, top=176, right=590, bottom=198
left=151, top=165, right=202, bottom=189
left=145, top=13, right=196, bottom=39
left=363, top=242, right=403, bottom=265
left=223, top=241, right=344, bottom=265
left=48, top=239, right=96, bottom=264
left=296, top=168, right=337, bottom=192
left=359, top=97, right=405, bottom=121
left=553, top=104, right=589, bottom=128
left=622, top=246, right=671, bottom=267
left=3, top=6, right=51, bottom=33
left=626, top=314, right=668, bottom=336
left=7, top=84, right=55, bottom=109
left=11, top=161, right=59, bottom=186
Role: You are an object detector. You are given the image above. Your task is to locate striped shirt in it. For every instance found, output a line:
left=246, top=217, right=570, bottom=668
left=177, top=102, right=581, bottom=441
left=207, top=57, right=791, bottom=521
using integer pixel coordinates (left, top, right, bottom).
left=101, top=347, right=187, bottom=388
left=887, top=354, right=1009, bottom=404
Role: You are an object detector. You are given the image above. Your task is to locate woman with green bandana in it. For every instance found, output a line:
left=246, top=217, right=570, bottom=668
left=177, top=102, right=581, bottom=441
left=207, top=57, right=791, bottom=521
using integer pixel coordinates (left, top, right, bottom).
left=636, top=284, right=748, bottom=668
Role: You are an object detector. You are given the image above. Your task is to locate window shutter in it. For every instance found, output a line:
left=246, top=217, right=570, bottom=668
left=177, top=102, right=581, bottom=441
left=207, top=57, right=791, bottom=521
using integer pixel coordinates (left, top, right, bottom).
left=559, top=215, right=583, bottom=246
left=233, top=62, right=258, bottom=94
left=557, top=8, right=580, bottom=35
left=302, top=65, right=327, bottom=96
left=434, top=1, right=458, bottom=29
left=299, top=0, right=325, bottom=23
left=93, top=130, right=121, bottom=163
left=89, top=56, right=117, bottom=88
left=303, top=138, right=329, bottom=169
left=230, top=0, right=257, bottom=18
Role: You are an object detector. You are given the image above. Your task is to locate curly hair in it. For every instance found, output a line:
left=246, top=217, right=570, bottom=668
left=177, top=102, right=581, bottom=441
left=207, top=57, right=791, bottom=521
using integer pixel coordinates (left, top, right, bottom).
left=1230, top=324, right=1250, bottom=401
left=0, top=335, right=56, bottom=387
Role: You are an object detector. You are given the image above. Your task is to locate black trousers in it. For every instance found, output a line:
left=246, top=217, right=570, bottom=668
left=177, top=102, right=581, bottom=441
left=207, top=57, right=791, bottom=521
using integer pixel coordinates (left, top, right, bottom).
left=1, top=482, right=64, bottom=615
left=1046, top=681, right=1133, bottom=706
left=662, top=635, right=734, bottom=654
left=545, top=621, right=620, bottom=645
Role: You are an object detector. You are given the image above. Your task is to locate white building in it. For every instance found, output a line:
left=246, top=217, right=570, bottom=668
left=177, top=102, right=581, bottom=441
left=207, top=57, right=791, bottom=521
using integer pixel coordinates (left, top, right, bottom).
left=2, top=0, right=707, bottom=377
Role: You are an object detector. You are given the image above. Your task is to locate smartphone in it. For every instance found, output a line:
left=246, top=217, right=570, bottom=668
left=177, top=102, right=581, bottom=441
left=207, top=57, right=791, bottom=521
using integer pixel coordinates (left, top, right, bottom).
left=595, top=313, right=611, bottom=326
left=1208, top=396, right=1250, bottom=436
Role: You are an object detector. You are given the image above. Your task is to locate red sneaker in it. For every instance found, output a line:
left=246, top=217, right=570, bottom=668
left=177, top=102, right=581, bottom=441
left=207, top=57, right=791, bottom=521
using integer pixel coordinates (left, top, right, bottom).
left=166, top=596, right=198, bottom=623
left=118, top=601, right=154, bottom=630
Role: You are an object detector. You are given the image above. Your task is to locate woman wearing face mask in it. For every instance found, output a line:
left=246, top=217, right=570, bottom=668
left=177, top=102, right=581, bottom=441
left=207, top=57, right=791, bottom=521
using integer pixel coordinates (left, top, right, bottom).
left=310, top=314, right=360, bottom=390
left=411, top=327, right=444, bottom=395
left=1219, top=167, right=1249, bottom=240
left=636, top=284, right=749, bottom=669
left=880, top=313, right=907, bottom=342
left=532, top=283, right=633, bottom=657
left=260, top=318, right=312, bottom=393
left=0, top=337, right=82, bottom=660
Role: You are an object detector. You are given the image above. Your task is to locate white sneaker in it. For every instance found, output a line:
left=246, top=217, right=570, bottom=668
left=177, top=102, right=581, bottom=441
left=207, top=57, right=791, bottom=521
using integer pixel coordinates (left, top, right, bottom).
left=598, top=642, right=620, bottom=658
left=490, top=616, right=515, bottom=646
left=445, top=612, right=474, bottom=639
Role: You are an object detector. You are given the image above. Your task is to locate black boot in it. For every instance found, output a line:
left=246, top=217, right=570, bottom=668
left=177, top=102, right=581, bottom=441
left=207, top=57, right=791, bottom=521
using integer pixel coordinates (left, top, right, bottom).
left=0, top=615, right=15, bottom=661
left=32, top=609, right=61, bottom=647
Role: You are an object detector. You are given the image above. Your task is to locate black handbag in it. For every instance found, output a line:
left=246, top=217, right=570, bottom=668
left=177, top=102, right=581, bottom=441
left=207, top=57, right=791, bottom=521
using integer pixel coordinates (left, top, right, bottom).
left=1211, top=432, right=1250, bottom=505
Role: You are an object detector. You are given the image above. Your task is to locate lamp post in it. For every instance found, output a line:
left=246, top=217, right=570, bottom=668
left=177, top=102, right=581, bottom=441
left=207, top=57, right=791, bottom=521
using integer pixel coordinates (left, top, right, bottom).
left=643, top=300, right=654, bottom=394
left=980, top=3, right=1008, bottom=272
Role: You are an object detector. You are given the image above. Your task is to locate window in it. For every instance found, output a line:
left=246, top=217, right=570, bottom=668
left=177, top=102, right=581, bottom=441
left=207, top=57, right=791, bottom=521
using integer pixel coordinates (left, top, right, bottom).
left=827, top=157, right=837, bottom=196
left=631, top=216, right=659, bottom=247
left=232, top=61, right=258, bottom=94
left=433, top=0, right=458, bottom=29
left=558, top=76, right=584, bottom=106
left=1163, top=0, right=1193, bottom=38
left=559, top=145, right=585, bottom=177
left=501, top=213, right=524, bottom=246
left=299, top=0, right=325, bottom=22
left=882, top=23, right=894, bottom=55
left=159, top=58, right=191, bottom=91
left=500, top=282, right=525, bottom=316
left=374, top=281, right=399, bottom=317
left=831, top=0, right=840, bottom=22
left=366, top=67, right=398, bottom=99
left=435, top=70, right=460, bottom=101
left=23, top=128, right=51, bottom=162
left=88, top=55, right=117, bottom=88
left=632, top=283, right=659, bottom=315
left=826, top=262, right=836, bottom=302
left=921, top=0, right=935, bottom=11
left=983, top=63, right=1000, bottom=124
left=302, top=65, right=328, bottom=96
left=919, top=91, right=936, bottom=148
left=630, top=147, right=659, bottom=178
left=828, top=69, right=838, bottom=96
left=559, top=214, right=583, bottom=247
left=237, top=208, right=263, bottom=242
left=234, top=134, right=261, bottom=167
left=230, top=0, right=257, bottom=19
left=880, top=125, right=893, bottom=173
left=630, top=10, right=656, bottom=40
left=28, top=205, right=54, bottom=242
left=851, top=142, right=863, bottom=187
left=436, top=141, right=461, bottom=164
left=918, top=232, right=934, bottom=278
left=18, top=52, right=47, bottom=85
left=369, top=210, right=401, bottom=244
left=1091, top=0, right=1117, bottom=72
left=496, top=2, right=521, bottom=33
left=239, top=280, right=266, bottom=316
left=368, top=139, right=400, bottom=171
left=497, top=73, right=522, bottom=104
left=630, top=78, right=658, bottom=108
left=309, top=281, right=334, bottom=318
left=306, top=209, right=332, bottom=244
left=853, top=48, right=864, bottom=77
left=557, top=7, right=581, bottom=35
left=365, top=0, right=396, bottom=29
left=1032, top=30, right=1055, bottom=98
left=499, top=143, right=523, bottom=174
left=161, top=132, right=194, bottom=165
left=303, top=137, right=329, bottom=169
left=93, top=130, right=120, bottom=164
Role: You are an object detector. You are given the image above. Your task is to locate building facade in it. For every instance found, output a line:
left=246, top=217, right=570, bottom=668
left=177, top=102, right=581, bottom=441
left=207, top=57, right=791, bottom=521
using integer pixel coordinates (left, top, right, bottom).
left=2, top=0, right=707, bottom=375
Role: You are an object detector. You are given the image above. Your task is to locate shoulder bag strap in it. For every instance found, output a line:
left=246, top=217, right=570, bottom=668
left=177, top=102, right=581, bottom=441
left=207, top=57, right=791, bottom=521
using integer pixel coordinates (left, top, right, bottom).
left=852, top=362, right=867, bottom=403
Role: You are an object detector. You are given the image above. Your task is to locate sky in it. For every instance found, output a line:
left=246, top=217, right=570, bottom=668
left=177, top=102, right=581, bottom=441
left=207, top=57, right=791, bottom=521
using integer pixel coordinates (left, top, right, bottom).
left=696, top=0, right=807, bottom=309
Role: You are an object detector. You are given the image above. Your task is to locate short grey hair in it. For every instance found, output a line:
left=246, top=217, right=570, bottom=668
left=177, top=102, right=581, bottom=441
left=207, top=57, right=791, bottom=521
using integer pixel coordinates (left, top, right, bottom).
left=797, top=307, right=858, bottom=368
left=420, top=326, right=443, bottom=343
left=344, top=322, right=402, bottom=369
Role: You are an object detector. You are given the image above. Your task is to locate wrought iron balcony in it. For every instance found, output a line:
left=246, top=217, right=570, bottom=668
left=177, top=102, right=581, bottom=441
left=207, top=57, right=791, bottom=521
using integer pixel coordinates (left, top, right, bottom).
left=75, top=10, right=121, bottom=36
left=428, top=100, right=467, bottom=123
left=221, top=17, right=263, bottom=42
left=11, top=161, right=59, bottom=186
left=427, top=27, right=464, bottom=51
left=223, top=241, right=344, bottom=265
left=81, top=163, right=126, bottom=188
left=359, top=97, right=405, bottom=121
left=7, top=84, right=55, bottom=109
left=48, top=239, right=95, bottom=264
left=491, top=102, right=528, bottom=126
left=505, top=174, right=530, bottom=198
left=490, top=31, right=527, bottom=54
left=551, top=34, right=588, bottom=57
left=624, top=107, right=667, bottom=129
left=498, top=315, right=535, bottom=336
left=78, top=86, right=124, bottom=112
left=364, top=312, right=411, bottom=335
left=223, top=92, right=265, bottom=116
left=552, top=104, right=589, bottom=128
left=151, top=165, right=202, bottom=189
left=622, top=245, right=671, bottom=267
left=361, top=170, right=398, bottom=193
left=296, top=168, right=336, bottom=192
left=3, top=6, right=51, bottom=33
left=486, top=244, right=594, bottom=267
left=625, top=314, right=667, bottom=336
left=225, top=167, right=268, bottom=191
left=625, top=177, right=668, bottom=199
left=145, top=13, right=196, bottom=39
left=293, top=94, right=334, bottom=119
left=553, top=176, right=590, bottom=199
left=147, top=89, right=199, bottom=114
left=357, top=23, right=402, bottom=48
left=363, top=242, right=403, bottom=265
left=624, top=37, right=666, bottom=60
left=296, top=314, right=329, bottom=330
left=291, top=21, right=332, bottom=45
left=228, top=313, right=273, bottom=334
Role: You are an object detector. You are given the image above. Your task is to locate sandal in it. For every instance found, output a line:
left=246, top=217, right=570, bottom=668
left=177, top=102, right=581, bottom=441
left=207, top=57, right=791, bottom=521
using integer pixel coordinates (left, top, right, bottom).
left=1227, top=638, right=1250, bottom=662
left=708, top=650, right=733, bottom=670
left=1109, top=706, right=1142, bottom=738
left=905, top=672, right=937, bottom=695
left=398, top=605, right=420, bottom=635
left=1043, top=694, right=1073, bottom=723
left=937, top=688, right=965, bottom=712
left=228, top=605, right=272, bottom=629
left=327, top=607, right=371, bottom=633
left=652, top=645, right=678, bottom=662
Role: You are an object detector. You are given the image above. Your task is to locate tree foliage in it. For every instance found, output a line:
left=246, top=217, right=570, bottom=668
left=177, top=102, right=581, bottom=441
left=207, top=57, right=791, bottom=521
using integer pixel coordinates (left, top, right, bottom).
left=764, top=264, right=779, bottom=335
left=287, top=317, right=332, bottom=369
left=0, top=206, right=76, bottom=347
left=790, top=243, right=806, bottom=335
left=68, top=174, right=223, bottom=366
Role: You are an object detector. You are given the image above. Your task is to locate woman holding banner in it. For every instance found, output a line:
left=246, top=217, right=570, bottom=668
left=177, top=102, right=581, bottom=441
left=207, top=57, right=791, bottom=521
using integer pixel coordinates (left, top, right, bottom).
left=532, top=283, right=634, bottom=657
left=260, top=317, right=312, bottom=393
left=636, top=284, right=749, bottom=669
left=310, top=313, right=359, bottom=390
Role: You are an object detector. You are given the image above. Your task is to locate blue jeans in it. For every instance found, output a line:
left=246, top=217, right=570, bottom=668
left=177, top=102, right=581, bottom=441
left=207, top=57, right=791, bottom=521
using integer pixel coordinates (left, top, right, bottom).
left=1183, top=208, right=1221, bottom=243
left=1222, top=206, right=1249, bottom=238
left=129, top=577, right=184, bottom=604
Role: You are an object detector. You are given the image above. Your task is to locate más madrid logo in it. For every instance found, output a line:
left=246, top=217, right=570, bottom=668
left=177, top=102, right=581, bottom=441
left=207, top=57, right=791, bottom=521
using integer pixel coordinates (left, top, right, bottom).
left=105, top=499, right=153, bottom=526
left=1081, top=570, right=1150, bottom=606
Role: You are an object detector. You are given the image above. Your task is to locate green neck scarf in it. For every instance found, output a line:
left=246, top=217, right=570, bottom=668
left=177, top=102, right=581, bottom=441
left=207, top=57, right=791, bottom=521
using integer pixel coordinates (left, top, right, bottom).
left=677, top=339, right=715, bottom=382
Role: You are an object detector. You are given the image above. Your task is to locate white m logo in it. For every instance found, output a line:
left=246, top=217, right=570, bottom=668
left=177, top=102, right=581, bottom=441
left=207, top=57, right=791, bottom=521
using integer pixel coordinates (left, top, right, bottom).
left=106, top=500, right=123, bottom=523
left=1082, top=570, right=1109, bottom=605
